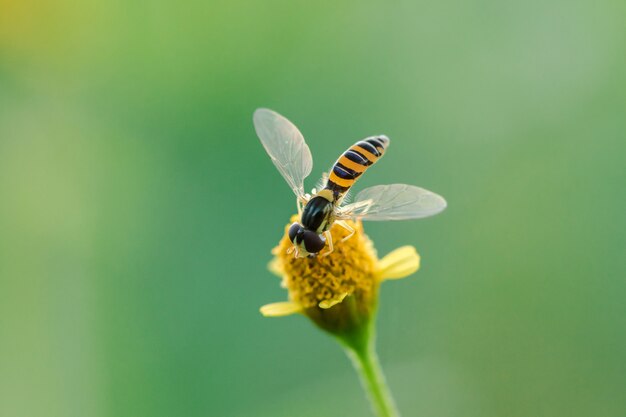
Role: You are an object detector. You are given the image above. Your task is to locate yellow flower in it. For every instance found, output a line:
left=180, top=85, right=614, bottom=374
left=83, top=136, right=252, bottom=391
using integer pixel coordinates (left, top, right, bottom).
left=260, top=216, right=420, bottom=336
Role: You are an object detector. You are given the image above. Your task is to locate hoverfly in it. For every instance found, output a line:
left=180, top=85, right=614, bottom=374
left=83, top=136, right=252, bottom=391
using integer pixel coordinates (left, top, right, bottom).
left=253, top=108, right=446, bottom=258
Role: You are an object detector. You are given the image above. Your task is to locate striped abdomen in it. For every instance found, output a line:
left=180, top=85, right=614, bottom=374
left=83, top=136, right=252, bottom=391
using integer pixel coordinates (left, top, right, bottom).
left=326, top=135, right=390, bottom=195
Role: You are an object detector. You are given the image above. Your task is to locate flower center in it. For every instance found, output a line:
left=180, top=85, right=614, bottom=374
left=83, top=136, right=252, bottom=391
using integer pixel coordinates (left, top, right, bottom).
left=273, top=217, right=378, bottom=309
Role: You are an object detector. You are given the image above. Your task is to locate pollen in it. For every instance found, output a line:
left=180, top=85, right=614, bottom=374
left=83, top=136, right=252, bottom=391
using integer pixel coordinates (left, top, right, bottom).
left=273, top=216, right=378, bottom=310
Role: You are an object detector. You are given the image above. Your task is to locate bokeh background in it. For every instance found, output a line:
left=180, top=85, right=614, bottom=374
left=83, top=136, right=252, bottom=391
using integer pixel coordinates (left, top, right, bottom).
left=1, top=1, right=625, bottom=416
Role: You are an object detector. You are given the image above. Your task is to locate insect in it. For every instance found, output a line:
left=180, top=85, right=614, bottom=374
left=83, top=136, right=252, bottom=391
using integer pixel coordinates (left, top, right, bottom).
left=253, top=108, right=447, bottom=258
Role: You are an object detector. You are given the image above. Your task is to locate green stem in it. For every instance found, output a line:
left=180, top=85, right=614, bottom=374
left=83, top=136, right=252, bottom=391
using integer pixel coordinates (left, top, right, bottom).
left=342, top=334, right=400, bottom=417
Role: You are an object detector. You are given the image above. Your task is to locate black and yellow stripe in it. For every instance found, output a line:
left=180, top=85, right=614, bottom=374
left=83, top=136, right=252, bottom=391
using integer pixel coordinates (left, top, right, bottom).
left=326, top=135, right=390, bottom=194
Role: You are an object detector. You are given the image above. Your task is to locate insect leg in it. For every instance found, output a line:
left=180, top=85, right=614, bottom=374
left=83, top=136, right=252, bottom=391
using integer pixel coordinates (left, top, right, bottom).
left=320, top=231, right=334, bottom=257
left=336, top=220, right=356, bottom=243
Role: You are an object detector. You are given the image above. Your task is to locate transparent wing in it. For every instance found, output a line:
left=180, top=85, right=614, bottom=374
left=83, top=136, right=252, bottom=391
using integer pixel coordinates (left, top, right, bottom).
left=339, top=184, right=447, bottom=221
left=253, top=108, right=313, bottom=198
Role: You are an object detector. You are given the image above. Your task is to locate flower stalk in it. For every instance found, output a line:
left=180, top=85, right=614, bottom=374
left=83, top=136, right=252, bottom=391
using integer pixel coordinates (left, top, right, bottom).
left=337, top=309, right=400, bottom=417
left=344, top=340, right=400, bottom=417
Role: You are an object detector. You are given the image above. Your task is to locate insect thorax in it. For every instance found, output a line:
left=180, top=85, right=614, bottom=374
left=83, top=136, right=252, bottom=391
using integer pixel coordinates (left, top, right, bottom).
left=301, top=191, right=336, bottom=234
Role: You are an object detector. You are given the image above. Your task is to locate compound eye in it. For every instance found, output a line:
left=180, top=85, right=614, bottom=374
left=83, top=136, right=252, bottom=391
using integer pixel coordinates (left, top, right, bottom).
left=302, top=230, right=326, bottom=253
left=288, top=223, right=301, bottom=243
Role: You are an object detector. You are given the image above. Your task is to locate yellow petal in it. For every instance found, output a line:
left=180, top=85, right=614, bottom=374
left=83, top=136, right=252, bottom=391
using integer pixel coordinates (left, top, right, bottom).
left=260, top=301, right=302, bottom=317
left=377, top=246, right=420, bottom=280
left=318, top=292, right=349, bottom=309
left=267, top=257, right=283, bottom=277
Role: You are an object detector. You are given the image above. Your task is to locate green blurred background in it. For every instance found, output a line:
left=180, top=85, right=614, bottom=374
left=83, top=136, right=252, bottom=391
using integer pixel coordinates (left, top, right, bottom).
left=1, top=1, right=624, bottom=416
